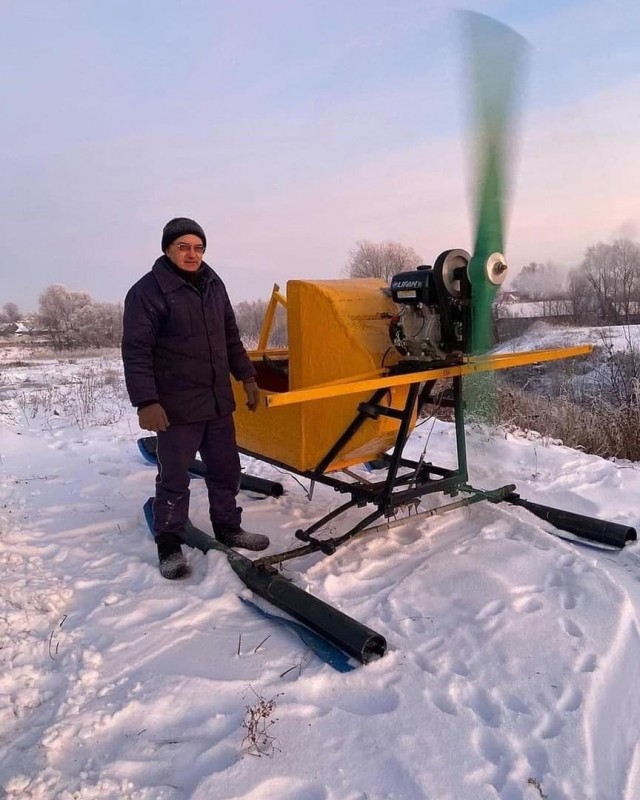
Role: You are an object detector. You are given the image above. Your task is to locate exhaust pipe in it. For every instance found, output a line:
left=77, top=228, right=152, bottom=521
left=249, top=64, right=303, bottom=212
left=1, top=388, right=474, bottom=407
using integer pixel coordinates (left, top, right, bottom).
left=505, top=492, right=636, bottom=548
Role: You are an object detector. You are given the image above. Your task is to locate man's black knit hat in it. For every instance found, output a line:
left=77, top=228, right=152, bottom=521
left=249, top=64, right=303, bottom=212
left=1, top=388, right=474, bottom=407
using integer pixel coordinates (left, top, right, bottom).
left=161, top=217, right=207, bottom=252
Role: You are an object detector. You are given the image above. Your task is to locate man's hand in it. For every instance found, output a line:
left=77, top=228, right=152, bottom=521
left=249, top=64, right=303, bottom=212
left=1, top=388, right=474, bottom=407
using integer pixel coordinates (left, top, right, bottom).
left=243, top=379, right=260, bottom=412
left=138, top=403, right=170, bottom=432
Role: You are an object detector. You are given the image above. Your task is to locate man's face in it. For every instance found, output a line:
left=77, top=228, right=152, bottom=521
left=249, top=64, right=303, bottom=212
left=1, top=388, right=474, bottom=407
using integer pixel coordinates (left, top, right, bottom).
left=166, top=234, right=205, bottom=272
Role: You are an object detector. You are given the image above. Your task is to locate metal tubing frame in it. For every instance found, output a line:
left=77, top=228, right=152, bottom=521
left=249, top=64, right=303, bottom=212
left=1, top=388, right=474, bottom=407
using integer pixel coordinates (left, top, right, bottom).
left=239, top=370, right=472, bottom=569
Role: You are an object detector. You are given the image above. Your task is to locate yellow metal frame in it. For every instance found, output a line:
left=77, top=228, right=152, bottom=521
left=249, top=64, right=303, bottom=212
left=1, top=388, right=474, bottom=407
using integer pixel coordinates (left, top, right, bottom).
left=263, top=345, right=593, bottom=408
left=257, top=284, right=288, bottom=352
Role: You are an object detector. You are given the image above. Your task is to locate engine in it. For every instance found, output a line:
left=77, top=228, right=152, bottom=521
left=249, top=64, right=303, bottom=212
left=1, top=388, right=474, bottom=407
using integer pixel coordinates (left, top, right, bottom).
left=388, top=249, right=471, bottom=366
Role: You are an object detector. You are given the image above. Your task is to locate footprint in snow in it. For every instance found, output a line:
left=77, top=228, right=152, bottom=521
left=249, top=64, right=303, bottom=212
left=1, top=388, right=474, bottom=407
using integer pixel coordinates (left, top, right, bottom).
left=413, top=651, right=439, bottom=676
left=446, top=656, right=470, bottom=677
left=397, top=614, right=432, bottom=636
left=561, top=617, right=584, bottom=638
left=573, top=651, right=598, bottom=673
left=334, top=686, right=400, bottom=716
left=425, top=686, right=457, bottom=716
left=503, top=693, right=531, bottom=714
left=559, top=586, right=578, bottom=610
left=556, top=685, right=583, bottom=713
left=465, top=686, right=502, bottom=727
left=469, top=728, right=512, bottom=794
left=536, top=711, right=564, bottom=739
left=476, top=599, right=506, bottom=620
left=522, top=739, right=550, bottom=776
left=420, top=634, right=446, bottom=654
left=474, top=727, right=507, bottom=766
left=512, top=595, right=544, bottom=613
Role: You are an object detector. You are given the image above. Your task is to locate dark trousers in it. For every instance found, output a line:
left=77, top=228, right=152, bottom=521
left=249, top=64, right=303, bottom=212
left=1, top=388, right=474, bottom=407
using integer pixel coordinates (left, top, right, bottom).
left=153, top=416, right=242, bottom=536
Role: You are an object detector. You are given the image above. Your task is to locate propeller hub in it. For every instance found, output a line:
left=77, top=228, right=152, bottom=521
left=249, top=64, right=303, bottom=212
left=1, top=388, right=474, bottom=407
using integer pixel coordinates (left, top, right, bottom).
left=485, top=252, right=508, bottom=285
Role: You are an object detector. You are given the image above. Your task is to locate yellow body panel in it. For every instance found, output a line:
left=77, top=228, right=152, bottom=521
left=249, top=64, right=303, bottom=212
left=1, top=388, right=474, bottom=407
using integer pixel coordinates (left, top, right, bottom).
left=233, top=278, right=412, bottom=473
left=234, top=278, right=592, bottom=473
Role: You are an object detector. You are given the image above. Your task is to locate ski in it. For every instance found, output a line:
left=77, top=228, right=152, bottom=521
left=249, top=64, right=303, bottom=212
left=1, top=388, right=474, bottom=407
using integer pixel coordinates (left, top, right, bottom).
left=142, top=498, right=374, bottom=671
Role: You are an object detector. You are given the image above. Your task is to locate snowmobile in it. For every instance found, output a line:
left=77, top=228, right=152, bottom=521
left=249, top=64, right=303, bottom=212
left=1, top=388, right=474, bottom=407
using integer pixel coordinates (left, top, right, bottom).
left=140, top=13, right=636, bottom=669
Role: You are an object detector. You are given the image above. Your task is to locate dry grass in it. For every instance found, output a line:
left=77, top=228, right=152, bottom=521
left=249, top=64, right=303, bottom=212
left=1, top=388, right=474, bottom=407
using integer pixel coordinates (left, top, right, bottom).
left=12, top=363, right=128, bottom=429
left=423, top=344, right=640, bottom=462
left=241, top=689, right=282, bottom=757
left=495, top=386, right=640, bottom=461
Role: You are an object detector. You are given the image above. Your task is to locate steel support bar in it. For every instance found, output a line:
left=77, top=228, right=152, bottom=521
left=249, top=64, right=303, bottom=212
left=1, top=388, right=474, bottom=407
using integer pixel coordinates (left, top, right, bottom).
left=264, top=345, right=593, bottom=408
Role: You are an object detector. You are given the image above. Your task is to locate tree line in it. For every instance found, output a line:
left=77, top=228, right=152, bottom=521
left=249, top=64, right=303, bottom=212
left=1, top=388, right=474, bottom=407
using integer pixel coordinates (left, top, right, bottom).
left=347, top=238, right=640, bottom=325
left=501, top=239, right=640, bottom=323
left=0, top=286, right=123, bottom=350
left=3, top=237, right=638, bottom=349
left=1, top=285, right=286, bottom=351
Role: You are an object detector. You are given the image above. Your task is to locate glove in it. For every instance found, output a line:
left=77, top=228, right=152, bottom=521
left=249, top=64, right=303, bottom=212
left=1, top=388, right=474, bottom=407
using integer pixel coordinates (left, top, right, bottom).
left=137, top=403, right=169, bottom=432
left=243, top=379, right=260, bottom=412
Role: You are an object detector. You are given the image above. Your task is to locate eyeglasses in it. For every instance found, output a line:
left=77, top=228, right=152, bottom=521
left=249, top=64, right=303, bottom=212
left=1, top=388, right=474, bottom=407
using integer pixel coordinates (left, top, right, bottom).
left=174, top=243, right=205, bottom=254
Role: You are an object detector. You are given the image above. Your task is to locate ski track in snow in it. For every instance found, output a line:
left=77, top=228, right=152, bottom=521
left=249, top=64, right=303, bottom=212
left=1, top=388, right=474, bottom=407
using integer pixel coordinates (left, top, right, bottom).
left=1, top=353, right=640, bottom=799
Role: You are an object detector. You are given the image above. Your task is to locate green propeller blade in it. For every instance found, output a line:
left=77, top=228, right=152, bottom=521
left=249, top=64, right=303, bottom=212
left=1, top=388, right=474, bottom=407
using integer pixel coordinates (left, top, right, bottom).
left=461, top=11, right=530, bottom=354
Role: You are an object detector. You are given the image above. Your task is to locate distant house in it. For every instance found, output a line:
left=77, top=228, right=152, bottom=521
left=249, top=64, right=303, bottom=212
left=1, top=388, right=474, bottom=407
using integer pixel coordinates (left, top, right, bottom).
left=498, top=291, right=524, bottom=304
left=0, top=322, right=18, bottom=336
left=496, top=300, right=573, bottom=319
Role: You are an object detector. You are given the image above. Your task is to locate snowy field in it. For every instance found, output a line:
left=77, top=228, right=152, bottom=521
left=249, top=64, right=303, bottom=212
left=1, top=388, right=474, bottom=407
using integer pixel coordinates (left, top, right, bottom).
left=2, top=339, right=640, bottom=800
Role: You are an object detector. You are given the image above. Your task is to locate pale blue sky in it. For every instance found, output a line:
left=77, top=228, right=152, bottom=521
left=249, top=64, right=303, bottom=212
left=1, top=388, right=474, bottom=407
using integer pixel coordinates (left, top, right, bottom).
left=2, top=0, right=639, bottom=310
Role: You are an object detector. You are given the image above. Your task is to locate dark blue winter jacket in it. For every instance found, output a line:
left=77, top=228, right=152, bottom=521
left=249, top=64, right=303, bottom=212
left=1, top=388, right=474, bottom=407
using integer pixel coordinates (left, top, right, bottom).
left=122, top=256, right=256, bottom=423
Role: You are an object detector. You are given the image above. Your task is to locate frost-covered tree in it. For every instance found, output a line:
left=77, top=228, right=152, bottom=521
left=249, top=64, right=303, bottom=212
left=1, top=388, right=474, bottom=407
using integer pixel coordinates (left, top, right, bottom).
left=345, top=240, right=422, bottom=283
left=234, top=299, right=287, bottom=349
left=37, top=285, right=122, bottom=349
left=2, top=302, right=21, bottom=323
left=512, top=262, right=565, bottom=301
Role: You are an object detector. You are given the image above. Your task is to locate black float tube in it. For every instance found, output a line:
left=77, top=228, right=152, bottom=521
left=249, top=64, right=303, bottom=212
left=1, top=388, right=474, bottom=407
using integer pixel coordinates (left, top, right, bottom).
left=239, top=473, right=285, bottom=498
left=180, top=520, right=387, bottom=665
left=505, top=492, right=636, bottom=548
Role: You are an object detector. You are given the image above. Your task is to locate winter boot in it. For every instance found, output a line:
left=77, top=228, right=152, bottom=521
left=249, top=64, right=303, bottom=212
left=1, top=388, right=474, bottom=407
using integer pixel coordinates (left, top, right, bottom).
left=156, top=533, right=190, bottom=579
left=214, top=526, right=270, bottom=552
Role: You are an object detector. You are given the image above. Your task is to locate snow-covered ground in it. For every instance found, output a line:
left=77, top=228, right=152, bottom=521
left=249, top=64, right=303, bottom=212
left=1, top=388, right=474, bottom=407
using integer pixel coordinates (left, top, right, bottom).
left=2, top=341, right=640, bottom=800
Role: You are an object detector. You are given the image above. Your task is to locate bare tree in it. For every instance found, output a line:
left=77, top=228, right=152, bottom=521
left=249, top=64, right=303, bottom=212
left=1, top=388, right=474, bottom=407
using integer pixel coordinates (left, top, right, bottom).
left=580, top=239, right=640, bottom=323
left=582, top=243, right=620, bottom=322
left=345, top=240, right=422, bottom=283
left=610, top=238, right=640, bottom=323
left=566, top=268, right=594, bottom=322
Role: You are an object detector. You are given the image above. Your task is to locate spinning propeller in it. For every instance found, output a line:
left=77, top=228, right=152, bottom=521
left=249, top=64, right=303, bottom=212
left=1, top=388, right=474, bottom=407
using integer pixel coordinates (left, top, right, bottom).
left=461, top=11, right=530, bottom=354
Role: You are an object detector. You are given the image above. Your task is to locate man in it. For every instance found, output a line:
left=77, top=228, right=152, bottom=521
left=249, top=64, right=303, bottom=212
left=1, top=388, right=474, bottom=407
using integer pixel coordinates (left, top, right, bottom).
left=122, top=217, right=269, bottom=580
